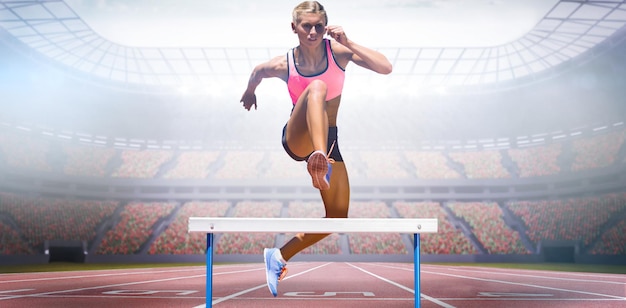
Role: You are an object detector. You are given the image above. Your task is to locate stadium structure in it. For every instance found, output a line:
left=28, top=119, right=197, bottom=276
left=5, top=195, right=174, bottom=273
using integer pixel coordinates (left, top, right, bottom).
left=0, top=0, right=625, bottom=266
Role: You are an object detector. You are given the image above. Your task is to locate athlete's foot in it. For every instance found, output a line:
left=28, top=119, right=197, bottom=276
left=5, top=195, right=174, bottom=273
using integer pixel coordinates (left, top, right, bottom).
left=307, top=150, right=330, bottom=190
left=263, top=248, right=288, bottom=297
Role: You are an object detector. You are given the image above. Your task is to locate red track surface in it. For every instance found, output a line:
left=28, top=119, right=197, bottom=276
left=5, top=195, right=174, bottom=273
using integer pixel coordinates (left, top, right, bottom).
left=1, top=263, right=625, bottom=307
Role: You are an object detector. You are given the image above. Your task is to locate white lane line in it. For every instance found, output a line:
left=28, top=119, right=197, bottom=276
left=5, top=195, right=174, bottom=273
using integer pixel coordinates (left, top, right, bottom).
left=0, top=267, right=205, bottom=284
left=193, top=262, right=332, bottom=308
left=0, top=264, right=265, bottom=284
left=30, top=294, right=206, bottom=300
left=0, top=289, right=35, bottom=295
left=441, top=267, right=626, bottom=285
left=374, top=264, right=626, bottom=300
left=437, top=297, right=626, bottom=302
left=430, top=265, right=626, bottom=280
left=0, top=266, right=261, bottom=300
left=381, top=263, right=626, bottom=287
left=0, top=273, right=206, bottom=301
left=346, top=263, right=456, bottom=308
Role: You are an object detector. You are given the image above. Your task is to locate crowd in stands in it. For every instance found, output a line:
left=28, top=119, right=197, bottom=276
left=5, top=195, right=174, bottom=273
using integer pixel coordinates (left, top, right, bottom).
left=0, top=131, right=53, bottom=172
left=216, top=201, right=282, bottom=254
left=348, top=201, right=407, bottom=254
left=162, top=151, right=220, bottom=179
left=0, top=221, right=34, bottom=255
left=448, top=150, right=511, bottom=179
left=230, top=201, right=282, bottom=217
left=508, top=143, right=562, bottom=177
left=570, top=130, right=626, bottom=172
left=281, top=201, right=341, bottom=254
left=0, top=193, right=118, bottom=251
left=350, top=201, right=391, bottom=218
left=358, top=151, right=411, bottom=179
left=447, top=202, right=529, bottom=254
left=342, top=157, right=368, bottom=178
left=212, top=151, right=264, bottom=180
left=506, top=193, right=626, bottom=246
left=261, top=151, right=307, bottom=179
left=348, top=233, right=407, bottom=254
left=111, top=150, right=172, bottom=178
left=287, top=201, right=325, bottom=218
left=589, top=219, right=626, bottom=255
left=1, top=191, right=625, bottom=256
left=149, top=201, right=231, bottom=255
left=394, top=201, right=477, bottom=254
left=1, top=127, right=625, bottom=180
left=62, top=144, right=116, bottom=177
left=404, top=151, right=462, bottom=179
left=97, top=201, right=176, bottom=254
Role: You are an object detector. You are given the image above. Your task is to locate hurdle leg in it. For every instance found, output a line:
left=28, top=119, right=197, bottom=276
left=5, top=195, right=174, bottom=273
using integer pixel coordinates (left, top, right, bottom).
left=206, top=233, right=214, bottom=308
left=414, top=233, right=420, bottom=308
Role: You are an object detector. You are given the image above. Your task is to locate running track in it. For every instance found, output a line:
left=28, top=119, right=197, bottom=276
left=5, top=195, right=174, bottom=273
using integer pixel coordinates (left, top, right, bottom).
left=1, top=263, right=625, bottom=307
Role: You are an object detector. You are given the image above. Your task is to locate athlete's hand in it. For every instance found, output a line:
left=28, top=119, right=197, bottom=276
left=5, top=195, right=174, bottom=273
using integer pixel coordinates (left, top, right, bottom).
left=326, top=25, right=348, bottom=45
left=240, top=91, right=257, bottom=111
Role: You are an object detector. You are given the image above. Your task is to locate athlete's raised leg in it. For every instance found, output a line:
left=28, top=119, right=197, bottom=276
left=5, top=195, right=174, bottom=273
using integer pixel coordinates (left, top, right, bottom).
left=279, top=161, right=350, bottom=261
left=265, top=80, right=338, bottom=295
left=284, top=79, right=329, bottom=158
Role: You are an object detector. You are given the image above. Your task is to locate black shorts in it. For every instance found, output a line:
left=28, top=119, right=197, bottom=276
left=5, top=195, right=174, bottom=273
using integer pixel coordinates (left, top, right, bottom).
left=282, top=125, right=343, bottom=162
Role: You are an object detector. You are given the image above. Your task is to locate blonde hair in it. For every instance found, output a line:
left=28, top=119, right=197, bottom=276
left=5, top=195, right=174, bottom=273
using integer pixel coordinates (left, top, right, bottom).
left=292, top=1, right=328, bottom=25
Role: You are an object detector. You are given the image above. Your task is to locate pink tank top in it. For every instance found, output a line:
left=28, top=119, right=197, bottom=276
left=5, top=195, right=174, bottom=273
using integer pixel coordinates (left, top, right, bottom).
left=287, top=39, right=345, bottom=105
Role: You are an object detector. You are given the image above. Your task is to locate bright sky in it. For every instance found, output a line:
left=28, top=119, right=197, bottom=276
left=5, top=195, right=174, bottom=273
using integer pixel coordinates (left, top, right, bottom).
left=65, top=0, right=558, bottom=48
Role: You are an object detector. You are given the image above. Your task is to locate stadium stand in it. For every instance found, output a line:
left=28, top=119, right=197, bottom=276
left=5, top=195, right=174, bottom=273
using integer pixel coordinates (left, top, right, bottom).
left=570, top=129, right=626, bottom=172
left=507, top=193, right=626, bottom=247
left=0, top=220, right=34, bottom=255
left=149, top=201, right=231, bottom=254
left=1, top=192, right=625, bottom=257
left=508, top=143, right=562, bottom=177
left=350, top=201, right=391, bottom=218
left=62, top=144, right=116, bottom=177
left=448, top=150, right=511, bottom=179
left=111, top=150, right=173, bottom=178
left=358, top=151, right=411, bottom=179
left=287, top=201, right=325, bottom=218
left=0, top=193, right=118, bottom=251
left=212, top=151, right=264, bottom=180
left=393, top=201, right=477, bottom=254
left=97, top=201, right=176, bottom=254
left=281, top=201, right=341, bottom=254
left=1, top=126, right=625, bottom=181
left=403, top=151, right=462, bottom=179
left=216, top=201, right=282, bottom=254
left=447, top=202, right=529, bottom=254
left=589, top=219, right=626, bottom=255
left=0, top=131, right=53, bottom=172
left=348, top=201, right=407, bottom=254
left=1, top=125, right=626, bottom=258
left=162, top=151, right=221, bottom=179
left=261, top=151, right=307, bottom=180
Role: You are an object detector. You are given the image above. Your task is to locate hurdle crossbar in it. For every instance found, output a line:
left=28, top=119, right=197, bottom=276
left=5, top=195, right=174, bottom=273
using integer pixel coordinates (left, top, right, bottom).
left=188, top=217, right=438, bottom=308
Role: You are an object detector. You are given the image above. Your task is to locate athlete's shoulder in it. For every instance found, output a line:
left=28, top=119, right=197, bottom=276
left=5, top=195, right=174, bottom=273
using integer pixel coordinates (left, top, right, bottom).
left=328, top=39, right=349, bottom=53
left=327, top=40, right=351, bottom=69
left=267, top=54, right=288, bottom=69
left=259, top=54, right=288, bottom=80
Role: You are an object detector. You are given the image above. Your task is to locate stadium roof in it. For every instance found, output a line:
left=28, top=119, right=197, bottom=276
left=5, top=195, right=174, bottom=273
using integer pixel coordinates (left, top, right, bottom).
left=0, top=0, right=625, bottom=94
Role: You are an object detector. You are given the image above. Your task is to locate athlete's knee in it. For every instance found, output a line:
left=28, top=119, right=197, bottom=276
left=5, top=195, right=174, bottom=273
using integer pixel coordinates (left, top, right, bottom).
left=307, top=79, right=327, bottom=97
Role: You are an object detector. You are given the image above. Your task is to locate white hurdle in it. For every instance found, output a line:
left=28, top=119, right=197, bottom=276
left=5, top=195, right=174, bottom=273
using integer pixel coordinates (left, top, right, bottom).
left=188, top=217, right=438, bottom=308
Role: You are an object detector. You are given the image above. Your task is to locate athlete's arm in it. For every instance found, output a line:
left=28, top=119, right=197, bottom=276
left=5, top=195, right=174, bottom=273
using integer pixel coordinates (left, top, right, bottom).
left=240, top=56, right=288, bottom=111
left=326, top=25, right=392, bottom=75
